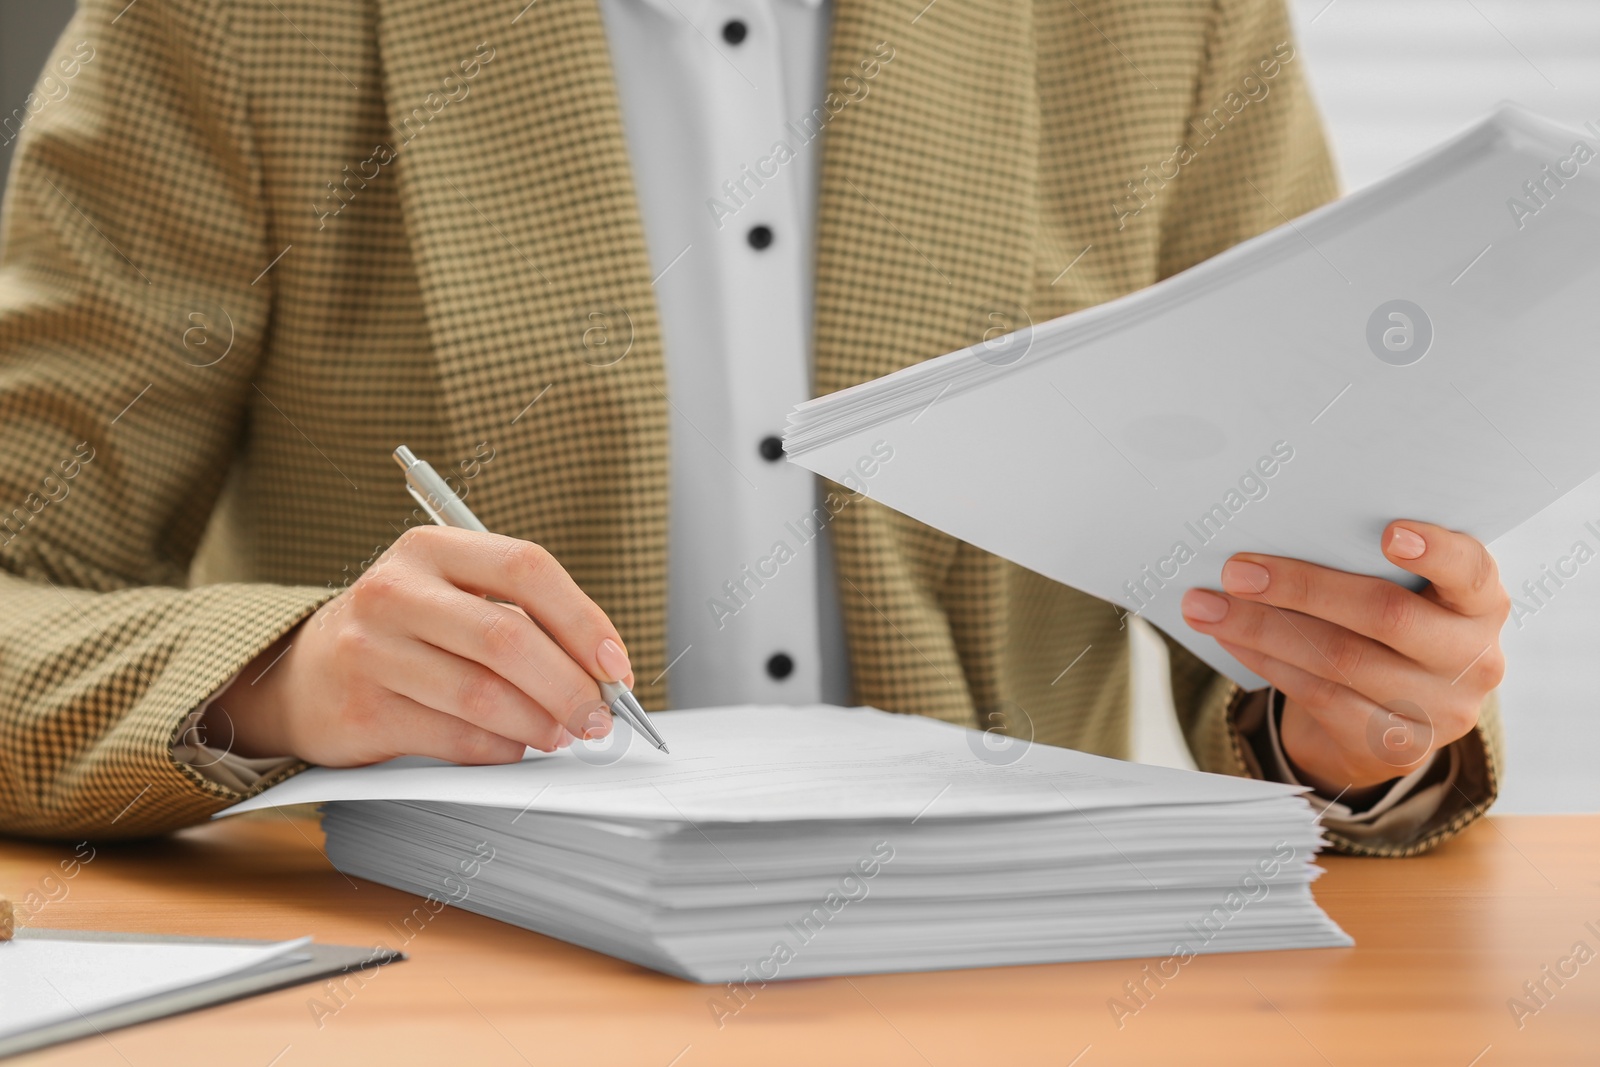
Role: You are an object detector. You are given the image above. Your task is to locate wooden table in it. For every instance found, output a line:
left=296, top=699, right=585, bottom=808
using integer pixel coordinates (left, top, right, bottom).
left=4, top=814, right=1597, bottom=1066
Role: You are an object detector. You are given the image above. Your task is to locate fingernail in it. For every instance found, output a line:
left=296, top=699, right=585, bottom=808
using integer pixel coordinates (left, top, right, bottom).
left=1388, top=526, right=1426, bottom=560
left=1181, top=589, right=1230, bottom=623
left=583, top=706, right=612, bottom=740
left=596, top=638, right=631, bottom=683
left=1221, top=560, right=1271, bottom=595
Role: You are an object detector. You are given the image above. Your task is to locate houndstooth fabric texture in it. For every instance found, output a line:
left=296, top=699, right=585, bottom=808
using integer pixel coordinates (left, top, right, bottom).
left=0, top=0, right=1498, bottom=848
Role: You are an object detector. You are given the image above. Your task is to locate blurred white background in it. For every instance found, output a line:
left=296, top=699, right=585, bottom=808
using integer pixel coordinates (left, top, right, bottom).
left=1, top=1, right=1595, bottom=810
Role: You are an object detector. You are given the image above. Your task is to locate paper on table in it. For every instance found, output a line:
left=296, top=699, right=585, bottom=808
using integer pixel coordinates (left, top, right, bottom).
left=783, top=105, right=1600, bottom=687
left=0, top=936, right=311, bottom=1039
left=221, top=705, right=1304, bottom=822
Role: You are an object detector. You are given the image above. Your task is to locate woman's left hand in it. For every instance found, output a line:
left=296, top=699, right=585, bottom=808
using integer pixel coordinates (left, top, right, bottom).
left=1179, top=520, right=1509, bottom=798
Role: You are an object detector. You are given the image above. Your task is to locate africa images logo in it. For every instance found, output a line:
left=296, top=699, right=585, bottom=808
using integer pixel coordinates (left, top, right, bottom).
left=1365, top=299, right=1433, bottom=367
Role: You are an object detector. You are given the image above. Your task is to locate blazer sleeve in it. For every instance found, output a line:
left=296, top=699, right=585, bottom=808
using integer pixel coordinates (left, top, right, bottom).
left=1152, top=0, right=1502, bottom=856
left=0, top=0, right=331, bottom=841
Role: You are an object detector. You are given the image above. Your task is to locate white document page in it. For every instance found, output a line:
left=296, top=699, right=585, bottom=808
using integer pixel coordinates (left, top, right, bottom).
left=221, top=705, right=1304, bottom=823
left=0, top=937, right=311, bottom=1039
left=784, top=106, right=1600, bottom=687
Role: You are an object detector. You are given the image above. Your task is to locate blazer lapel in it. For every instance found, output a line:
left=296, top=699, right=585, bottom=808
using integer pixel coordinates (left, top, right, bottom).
left=814, top=0, right=1039, bottom=714
left=814, top=0, right=1039, bottom=395
left=375, top=0, right=672, bottom=696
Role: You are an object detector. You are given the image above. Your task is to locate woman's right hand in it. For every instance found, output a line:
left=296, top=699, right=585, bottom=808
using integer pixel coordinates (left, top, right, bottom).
left=207, top=525, right=636, bottom=767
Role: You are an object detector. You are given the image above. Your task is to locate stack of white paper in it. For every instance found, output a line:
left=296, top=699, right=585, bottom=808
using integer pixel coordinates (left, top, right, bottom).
left=225, top=706, right=1350, bottom=981
left=785, top=105, right=1600, bottom=687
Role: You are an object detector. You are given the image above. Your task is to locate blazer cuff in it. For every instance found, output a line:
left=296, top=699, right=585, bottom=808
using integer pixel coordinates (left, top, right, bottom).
left=1229, top=685, right=1499, bottom=856
left=171, top=672, right=299, bottom=793
left=48, top=582, right=329, bottom=840
left=1256, top=686, right=1455, bottom=821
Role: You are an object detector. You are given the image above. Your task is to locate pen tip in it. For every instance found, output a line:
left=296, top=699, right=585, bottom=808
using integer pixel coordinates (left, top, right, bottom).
left=660, top=744, right=670, bottom=754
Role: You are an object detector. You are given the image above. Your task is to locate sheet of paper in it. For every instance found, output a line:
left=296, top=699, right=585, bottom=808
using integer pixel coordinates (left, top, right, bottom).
left=784, top=106, right=1600, bottom=687
left=0, top=937, right=311, bottom=1039
left=221, top=705, right=1303, bottom=823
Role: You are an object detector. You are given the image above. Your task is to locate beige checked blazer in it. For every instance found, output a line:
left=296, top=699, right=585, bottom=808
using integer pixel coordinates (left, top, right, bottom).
left=0, top=0, right=1499, bottom=850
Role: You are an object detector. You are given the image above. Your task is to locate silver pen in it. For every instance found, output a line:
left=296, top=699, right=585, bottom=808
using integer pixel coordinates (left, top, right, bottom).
left=392, top=445, right=669, bottom=753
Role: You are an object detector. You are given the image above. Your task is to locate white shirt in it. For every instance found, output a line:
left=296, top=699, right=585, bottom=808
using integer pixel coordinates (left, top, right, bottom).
left=594, top=0, right=849, bottom=708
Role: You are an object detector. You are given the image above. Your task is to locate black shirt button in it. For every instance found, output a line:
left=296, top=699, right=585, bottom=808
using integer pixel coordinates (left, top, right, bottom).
left=759, top=435, right=784, bottom=461
left=766, top=652, right=794, bottom=680
left=722, top=19, right=748, bottom=44
left=747, top=225, right=774, bottom=250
